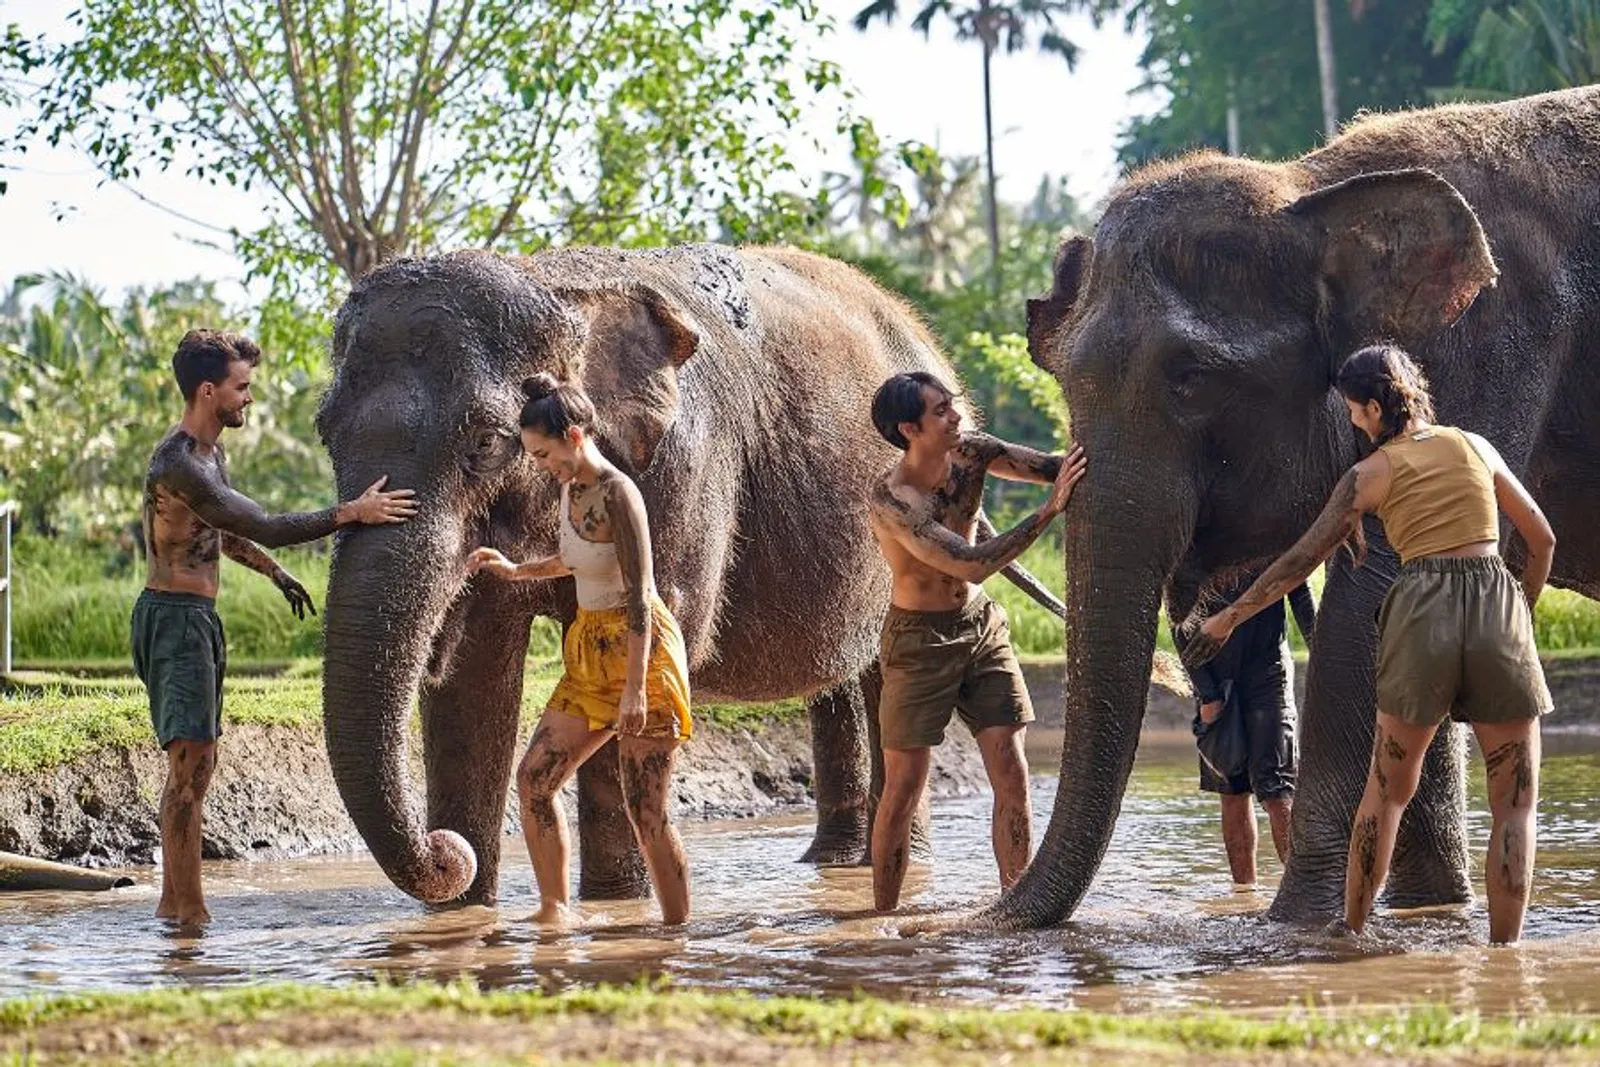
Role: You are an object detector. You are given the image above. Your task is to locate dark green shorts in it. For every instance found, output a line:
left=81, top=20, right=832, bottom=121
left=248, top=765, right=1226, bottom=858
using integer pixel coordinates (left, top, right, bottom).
left=1376, top=556, right=1553, bottom=727
left=131, top=589, right=226, bottom=749
left=878, top=593, right=1034, bottom=750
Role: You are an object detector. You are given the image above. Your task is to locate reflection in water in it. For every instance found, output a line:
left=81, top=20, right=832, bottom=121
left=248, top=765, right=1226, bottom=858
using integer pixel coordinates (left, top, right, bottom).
left=2, top=734, right=1597, bottom=1013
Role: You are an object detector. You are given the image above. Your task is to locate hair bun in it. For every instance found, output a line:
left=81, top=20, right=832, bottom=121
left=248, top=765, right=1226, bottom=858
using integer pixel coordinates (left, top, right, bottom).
left=521, top=373, right=560, bottom=403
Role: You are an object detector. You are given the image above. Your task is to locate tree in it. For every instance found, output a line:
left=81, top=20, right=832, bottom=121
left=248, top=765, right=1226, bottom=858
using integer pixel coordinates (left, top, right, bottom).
left=851, top=0, right=1103, bottom=291
left=1, top=0, right=848, bottom=292
left=1117, top=0, right=1461, bottom=167
left=1428, top=0, right=1600, bottom=97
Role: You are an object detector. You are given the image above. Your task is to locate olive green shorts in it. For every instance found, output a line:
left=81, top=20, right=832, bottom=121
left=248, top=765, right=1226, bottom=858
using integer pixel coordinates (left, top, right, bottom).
left=1376, top=556, right=1553, bottom=727
left=131, top=590, right=227, bottom=749
left=878, top=594, right=1034, bottom=750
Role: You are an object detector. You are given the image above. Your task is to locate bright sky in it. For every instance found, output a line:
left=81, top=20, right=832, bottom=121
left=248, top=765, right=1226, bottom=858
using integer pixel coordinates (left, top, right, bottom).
left=0, top=0, right=1152, bottom=299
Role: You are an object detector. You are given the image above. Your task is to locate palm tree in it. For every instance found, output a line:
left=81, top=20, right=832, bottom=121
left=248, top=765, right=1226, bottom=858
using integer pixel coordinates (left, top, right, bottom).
left=853, top=1, right=1098, bottom=291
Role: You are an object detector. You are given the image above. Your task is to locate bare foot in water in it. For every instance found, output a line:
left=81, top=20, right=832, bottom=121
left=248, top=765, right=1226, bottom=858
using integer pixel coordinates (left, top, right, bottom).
left=1322, top=917, right=1359, bottom=939
left=155, top=899, right=211, bottom=927
left=528, top=900, right=576, bottom=927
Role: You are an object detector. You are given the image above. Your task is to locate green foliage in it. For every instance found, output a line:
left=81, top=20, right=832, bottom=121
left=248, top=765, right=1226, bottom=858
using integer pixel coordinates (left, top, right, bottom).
left=8, top=537, right=566, bottom=664
left=0, top=274, right=333, bottom=537
left=0, top=0, right=851, bottom=291
left=1118, top=0, right=1464, bottom=165
left=1428, top=0, right=1600, bottom=98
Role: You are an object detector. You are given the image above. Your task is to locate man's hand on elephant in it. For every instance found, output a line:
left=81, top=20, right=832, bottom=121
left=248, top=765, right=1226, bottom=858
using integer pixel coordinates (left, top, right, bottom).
left=341, top=475, right=419, bottom=526
left=467, top=547, right=518, bottom=580
left=1044, top=444, right=1087, bottom=516
left=617, top=689, right=647, bottom=736
left=272, top=568, right=316, bottom=619
left=1180, top=613, right=1234, bottom=668
left=1199, top=700, right=1224, bottom=725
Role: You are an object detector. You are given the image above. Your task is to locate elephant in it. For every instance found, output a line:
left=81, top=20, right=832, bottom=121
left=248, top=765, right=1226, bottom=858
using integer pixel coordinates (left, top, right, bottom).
left=982, top=85, right=1600, bottom=928
left=314, top=244, right=1055, bottom=905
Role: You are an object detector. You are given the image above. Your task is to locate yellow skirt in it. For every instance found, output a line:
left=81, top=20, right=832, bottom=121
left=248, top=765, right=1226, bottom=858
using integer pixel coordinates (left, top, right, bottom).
left=547, top=598, right=692, bottom=740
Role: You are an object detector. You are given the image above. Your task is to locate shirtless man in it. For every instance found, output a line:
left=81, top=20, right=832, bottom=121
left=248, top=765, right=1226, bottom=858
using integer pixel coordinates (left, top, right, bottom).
left=134, top=329, right=416, bottom=925
left=866, top=371, right=1086, bottom=912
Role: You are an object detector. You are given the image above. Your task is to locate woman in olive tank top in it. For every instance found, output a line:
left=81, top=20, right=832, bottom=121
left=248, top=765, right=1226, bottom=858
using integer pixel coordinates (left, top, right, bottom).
left=1183, top=344, right=1554, bottom=944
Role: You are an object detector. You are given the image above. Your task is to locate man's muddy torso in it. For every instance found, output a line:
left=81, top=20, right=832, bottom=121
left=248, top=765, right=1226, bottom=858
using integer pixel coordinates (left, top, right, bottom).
left=143, top=430, right=226, bottom=598
left=875, top=438, right=990, bottom=613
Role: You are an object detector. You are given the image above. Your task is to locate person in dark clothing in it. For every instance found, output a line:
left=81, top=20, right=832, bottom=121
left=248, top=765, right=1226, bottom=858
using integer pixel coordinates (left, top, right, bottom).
left=1183, top=574, right=1316, bottom=887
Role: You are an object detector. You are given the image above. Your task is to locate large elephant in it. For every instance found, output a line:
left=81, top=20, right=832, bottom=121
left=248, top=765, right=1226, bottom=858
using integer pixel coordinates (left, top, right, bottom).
left=315, top=244, right=1034, bottom=905
left=984, top=86, right=1600, bottom=928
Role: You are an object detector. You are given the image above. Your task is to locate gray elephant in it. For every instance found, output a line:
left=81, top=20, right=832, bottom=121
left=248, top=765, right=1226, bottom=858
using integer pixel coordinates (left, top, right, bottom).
left=983, top=86, right=1600, bottom=927
left=314, top=245, right=1051, bottom=905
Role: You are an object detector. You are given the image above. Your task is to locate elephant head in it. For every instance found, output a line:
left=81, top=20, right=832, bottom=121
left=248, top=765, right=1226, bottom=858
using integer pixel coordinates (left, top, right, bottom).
left=988, top=161, right=1498, bottom=927
left=314, top=251, right=701, bottom=903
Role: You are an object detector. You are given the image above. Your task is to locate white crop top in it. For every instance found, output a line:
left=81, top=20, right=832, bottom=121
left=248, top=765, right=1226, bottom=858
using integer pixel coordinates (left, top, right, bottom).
left=559, top=483, right=630, bottom=611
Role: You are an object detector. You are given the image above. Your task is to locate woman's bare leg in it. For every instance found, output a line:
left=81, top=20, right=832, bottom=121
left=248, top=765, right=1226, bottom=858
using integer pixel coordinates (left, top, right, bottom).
left=618, top=736, right=691, bottom=925
left=1473, top=718, right=1541, bottom=944
left=1343, top=713, right=1437, bottom=934
left=516, top=712, right=611, bottom=923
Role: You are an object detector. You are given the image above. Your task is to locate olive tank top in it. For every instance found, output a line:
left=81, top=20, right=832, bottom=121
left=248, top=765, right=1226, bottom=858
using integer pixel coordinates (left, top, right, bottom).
left=1375, top=425, right=1500, bottom=564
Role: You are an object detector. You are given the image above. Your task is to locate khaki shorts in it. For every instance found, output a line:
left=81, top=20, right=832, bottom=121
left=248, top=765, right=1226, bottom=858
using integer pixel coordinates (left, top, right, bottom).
left=878, top=594, right=1034, bottom=750
left=1377, top=555, right=1553, bottom=727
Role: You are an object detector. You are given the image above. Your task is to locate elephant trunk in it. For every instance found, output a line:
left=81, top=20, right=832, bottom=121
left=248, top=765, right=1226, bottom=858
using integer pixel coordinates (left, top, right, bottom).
left=977, top=461, right=1190, bottom=929
left=322, top=511, right=476, bottom=903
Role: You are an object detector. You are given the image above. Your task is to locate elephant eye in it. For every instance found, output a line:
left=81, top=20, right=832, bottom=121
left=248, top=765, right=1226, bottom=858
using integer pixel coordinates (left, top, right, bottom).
left=473, top=430, right=501, bottom=453
left=1170, top=365, right=1206, bottom=396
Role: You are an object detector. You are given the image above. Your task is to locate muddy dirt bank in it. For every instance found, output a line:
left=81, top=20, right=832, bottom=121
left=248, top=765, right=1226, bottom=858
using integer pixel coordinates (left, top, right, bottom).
left=0, top=714, right=991, bottom=870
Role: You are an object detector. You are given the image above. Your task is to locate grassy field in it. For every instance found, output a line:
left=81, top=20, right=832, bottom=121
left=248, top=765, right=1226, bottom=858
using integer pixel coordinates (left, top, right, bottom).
left=0, top=981, right=1594, bottom=1066
left=11, top=534, right=1600, bottom=665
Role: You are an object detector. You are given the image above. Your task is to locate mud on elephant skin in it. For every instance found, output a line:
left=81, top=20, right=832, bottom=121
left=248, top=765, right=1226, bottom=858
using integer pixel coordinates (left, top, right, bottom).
left=317, top=244, right=1024, bottom=905
left=986, top=87, right=1600, bottom=930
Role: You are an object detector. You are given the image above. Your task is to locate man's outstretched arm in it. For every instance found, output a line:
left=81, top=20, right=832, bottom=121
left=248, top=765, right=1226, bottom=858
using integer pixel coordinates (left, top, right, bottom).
left=160, top=450, right=415, bottom=549
left=962, top=432, right=1063, bottom=485
left=869, top=444, right=1085, bottom=584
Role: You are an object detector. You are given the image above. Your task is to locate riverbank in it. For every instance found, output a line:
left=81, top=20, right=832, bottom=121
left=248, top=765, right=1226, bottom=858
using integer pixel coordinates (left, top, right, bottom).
left=2, top=981, right=1595, bottom=1066
left=0, top=665, right=990, bottom=868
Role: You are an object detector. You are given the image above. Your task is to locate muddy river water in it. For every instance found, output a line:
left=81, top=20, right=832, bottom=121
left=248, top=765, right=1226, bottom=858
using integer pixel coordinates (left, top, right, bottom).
left=3, top=731, right=1598, bottom=1014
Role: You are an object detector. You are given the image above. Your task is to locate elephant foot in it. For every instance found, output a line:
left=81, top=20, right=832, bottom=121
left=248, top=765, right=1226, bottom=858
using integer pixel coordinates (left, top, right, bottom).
left=799, top=810, right=869, bottom=866
left=1265, top=887, right=1343, bottom=924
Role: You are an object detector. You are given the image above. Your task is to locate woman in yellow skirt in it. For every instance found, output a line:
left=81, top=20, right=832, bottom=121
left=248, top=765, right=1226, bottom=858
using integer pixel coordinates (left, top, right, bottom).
left=469, top=373, right=692, bottom=925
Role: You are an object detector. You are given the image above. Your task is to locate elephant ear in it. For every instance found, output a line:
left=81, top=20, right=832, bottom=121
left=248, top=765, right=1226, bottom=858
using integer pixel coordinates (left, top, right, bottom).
left=1026, top=235, right=1092, bottom=373
left=1287, top=169, right=1498, bottom=354
left=562, top=284, right=699, bottom=473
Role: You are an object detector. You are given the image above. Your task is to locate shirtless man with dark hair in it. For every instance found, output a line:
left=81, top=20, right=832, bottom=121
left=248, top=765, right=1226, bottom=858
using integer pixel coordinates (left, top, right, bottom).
left=135, top=328, right=416, bottom=925
left=866, top=372, right=1086, bottom=912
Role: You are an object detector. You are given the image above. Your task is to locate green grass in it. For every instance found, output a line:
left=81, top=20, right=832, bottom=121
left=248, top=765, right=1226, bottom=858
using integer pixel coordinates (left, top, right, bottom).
left=12, top=534, right=1600, bottom=666
left=0, top=980, right=1594, bottom=1066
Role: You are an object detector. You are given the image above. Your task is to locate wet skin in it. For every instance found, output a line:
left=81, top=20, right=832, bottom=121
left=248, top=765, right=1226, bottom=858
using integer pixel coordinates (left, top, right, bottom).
left=141, top=357, right=416, bottom=927
left=865, top=386, right=1087, bottom=912
left=469, top=424, right=690, bottom=925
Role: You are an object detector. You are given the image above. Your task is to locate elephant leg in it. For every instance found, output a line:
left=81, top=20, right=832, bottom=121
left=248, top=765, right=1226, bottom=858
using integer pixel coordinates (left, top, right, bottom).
left=863, top=667, right=934, bottom=864
left=1382, top=721, right=1473, bottom=907
left=799, top=672, right=871, bottom=865
left=1270, top=524, right=1389, bottom=922
left=420, top=585, right=532, bottom=906
left=577, top=740, right=650, bottom=899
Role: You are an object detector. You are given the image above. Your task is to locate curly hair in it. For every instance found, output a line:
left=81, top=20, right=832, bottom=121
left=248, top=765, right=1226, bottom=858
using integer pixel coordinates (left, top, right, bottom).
left=1335, top=343, right=1436, bottom=446
left=172, top=329, right=261, bottom=401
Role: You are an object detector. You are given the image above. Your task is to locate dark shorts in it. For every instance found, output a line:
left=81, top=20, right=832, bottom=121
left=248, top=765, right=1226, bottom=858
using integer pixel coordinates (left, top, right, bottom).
left=878, top=593, right=1034, bottom=750
left=1195, top=651, right=1297, bottom=800
left=131, top=590, right=226, bottom=749
left=1377, top=555, right=1553, bottom=726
